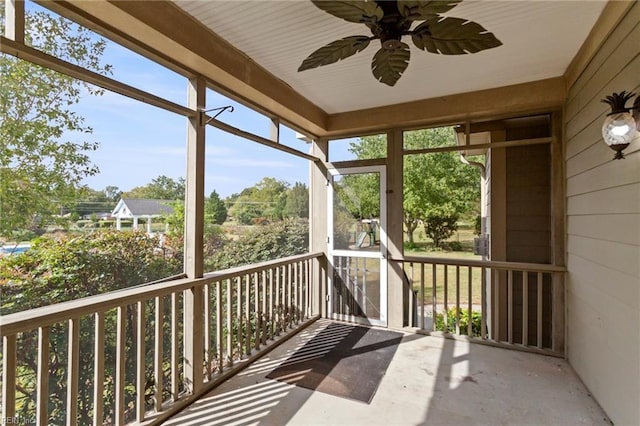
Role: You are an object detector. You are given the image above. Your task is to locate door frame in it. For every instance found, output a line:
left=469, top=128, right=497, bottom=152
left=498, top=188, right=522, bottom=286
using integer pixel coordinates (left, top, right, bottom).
left=327, top=165, right=387, bottom=326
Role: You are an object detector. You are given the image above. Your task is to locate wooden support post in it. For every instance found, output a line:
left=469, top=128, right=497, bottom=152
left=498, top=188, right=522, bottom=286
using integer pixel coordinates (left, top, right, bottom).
left=309, top=138, right=328, bottom=317
left=4, top=0, right=24, bottom=43
left=270, top=117, right=280, bottom=143
left=387, top=129, right=405, bottom=328
left=489, top=129, right=508, bottom=341
left=183, top=76, right=206, bottom=393
left=550, top=110, right=566, bottom=355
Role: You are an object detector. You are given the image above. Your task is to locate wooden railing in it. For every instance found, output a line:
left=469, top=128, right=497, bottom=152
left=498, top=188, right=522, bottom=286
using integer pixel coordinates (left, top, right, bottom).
left=402, top=256, right=565, bottom=355
left=0, top=252, right=323, bottom=426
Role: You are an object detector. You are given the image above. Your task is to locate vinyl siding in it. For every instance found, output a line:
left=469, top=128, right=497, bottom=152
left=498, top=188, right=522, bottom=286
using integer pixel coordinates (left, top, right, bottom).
left=564, top=4, right=640, bottom=425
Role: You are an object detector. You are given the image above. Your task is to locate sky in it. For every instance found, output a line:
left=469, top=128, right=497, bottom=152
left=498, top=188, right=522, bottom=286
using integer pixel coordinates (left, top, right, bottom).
left=70, top=40, right=312, bottom=199
left=27, top=2, right=357, bottom=199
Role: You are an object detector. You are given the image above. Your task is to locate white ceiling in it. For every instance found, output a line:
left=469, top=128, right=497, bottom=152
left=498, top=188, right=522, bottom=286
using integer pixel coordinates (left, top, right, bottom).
left=174, top=0, right=606, bottom=114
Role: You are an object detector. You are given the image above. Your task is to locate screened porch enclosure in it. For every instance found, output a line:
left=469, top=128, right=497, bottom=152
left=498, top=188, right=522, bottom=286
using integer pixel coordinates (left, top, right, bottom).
left=1, top=1, right=639, bottom=425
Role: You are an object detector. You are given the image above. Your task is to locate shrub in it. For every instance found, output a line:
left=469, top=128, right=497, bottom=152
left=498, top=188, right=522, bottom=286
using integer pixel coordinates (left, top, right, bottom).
left=435, top=307, right=482, bottom=337
left=207, top=218, right=308, bottom=271
left=423, top=211, right=459, bottom=249
left=0, top=230, right=183, bottom=423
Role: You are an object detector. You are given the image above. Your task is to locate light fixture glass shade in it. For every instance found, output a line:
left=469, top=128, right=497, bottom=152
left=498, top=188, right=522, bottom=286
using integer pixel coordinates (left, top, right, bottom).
left=601, top=111, right=637, bottom=146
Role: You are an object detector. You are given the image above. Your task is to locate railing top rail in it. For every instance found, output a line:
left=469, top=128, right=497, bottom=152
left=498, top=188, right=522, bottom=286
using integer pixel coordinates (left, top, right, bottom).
left=0, top=252, right=322, bottom=336
left=397, top=256, right=566, bottom=273
left=203, top=252, right=321, bottom=281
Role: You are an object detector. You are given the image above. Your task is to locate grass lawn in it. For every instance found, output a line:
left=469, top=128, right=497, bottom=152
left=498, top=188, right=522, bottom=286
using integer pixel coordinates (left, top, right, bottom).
left=404, top=225, right=483, bottom=305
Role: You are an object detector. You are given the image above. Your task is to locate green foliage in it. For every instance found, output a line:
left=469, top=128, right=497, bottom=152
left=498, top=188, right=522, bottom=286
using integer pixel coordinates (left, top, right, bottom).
left=206, top=190, right=228, bottom=224
left=435, top=308, right=482, bottom=337
left=208, top=219, right=308, bottom=270
left=71, top=186, right=121, bottom=218
left=348, top=134, right=386, bottom=159
left=335, top=173, right=380, bottom=220
left=0, top=230, right=182, bottom=423
left=353, top=128, right=481, bottom=245
left=228, top=177, right=290, bottom=224
left=423, top=208, right=459, bottom=249
left=0, top=10, right=112, bottom=237
left=123, top=175, right=185, bottom=200
left=283, top=182, right=309, bottom=219
left=0, top=231, right=181, bottom=313
left=474, top=214, right=482, bottom=236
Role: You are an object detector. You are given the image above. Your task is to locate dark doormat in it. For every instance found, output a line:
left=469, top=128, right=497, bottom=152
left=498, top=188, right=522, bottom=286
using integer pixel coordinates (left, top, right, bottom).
left=266, top=322, right=403, bottom=403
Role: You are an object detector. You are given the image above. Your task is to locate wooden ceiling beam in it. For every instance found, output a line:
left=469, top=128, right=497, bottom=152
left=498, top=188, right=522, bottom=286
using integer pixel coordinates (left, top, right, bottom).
left=324, top=77, right=567, bottom=137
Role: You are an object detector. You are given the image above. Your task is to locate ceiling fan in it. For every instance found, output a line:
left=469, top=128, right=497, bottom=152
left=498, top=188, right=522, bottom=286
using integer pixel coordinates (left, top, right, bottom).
left=298, top=0, right=502, bottom=86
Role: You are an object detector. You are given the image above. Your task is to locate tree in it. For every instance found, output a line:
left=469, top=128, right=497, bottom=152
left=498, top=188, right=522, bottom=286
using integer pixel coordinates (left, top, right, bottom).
left=0, top=10, right=112, bottom=237
left=403, top=128, right=480, bottom=247
left=71, top=187, right=115, bottom=217
left=228, top=177, right=289, bottom=224
left=205, top=190, right=227, bottom=225
left=124, top=175, right=185, bottom=200
left=351, top=128, right=480, bottom=247
left=283, top=182, right=309, bottom=218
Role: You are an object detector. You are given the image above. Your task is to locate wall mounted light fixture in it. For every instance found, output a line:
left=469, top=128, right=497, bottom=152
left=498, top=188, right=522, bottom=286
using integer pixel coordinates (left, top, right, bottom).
left=601, top=91, right=640, bottom=160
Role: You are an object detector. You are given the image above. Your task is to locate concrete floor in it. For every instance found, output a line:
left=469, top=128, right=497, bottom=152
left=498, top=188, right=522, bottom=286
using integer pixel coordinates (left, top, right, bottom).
left=164, top=319, right=609, bottom=426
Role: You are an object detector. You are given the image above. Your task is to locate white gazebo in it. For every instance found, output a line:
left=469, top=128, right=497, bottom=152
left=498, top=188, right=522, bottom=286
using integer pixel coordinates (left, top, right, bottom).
left=111, top=198, right=174, bottom=233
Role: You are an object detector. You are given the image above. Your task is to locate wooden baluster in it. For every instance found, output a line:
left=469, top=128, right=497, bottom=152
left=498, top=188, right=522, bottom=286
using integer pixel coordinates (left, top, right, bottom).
left=171, top=294, right=179, bottom=400
left=269, top=268, right=275, bottom=340
left=431, top=264, right=436, bottom=332
left=2, top=335, right=17, bottom=421
left=275, top=266, right=281, bottom=334
left=216, top=282, right=223, bottom=374
left=523, top=272, right=529, bottom=346
left=236, top=276, right=242, bottom=360
left=481, top=267, right=487, bottom=339
left=226, top=278, right=233, bottom=365
left=262, top=269, right=268, bottom=345
left=154, top=298, right=163, bottom=411
left=287, top=263, right=293, bottom=327
left=420, top=263, right=425, bottom=330
left=467, top=267, right=473, bottom=337
left=67, top=318, right=80, bottom=426
left=537, top=272, right=543, bottom=349
left=494, top=269, right=500, bottom=341
left=245, top=274, right=251, bottom=356
left=508, top=270, right=513, bottom=344
left=455, top=266, right=460, bottom=335
left=93, top=313, right=105, bottom=425
left=203, top=285, right=210, bottom=380
left=115, top=307, right=126, bottom=425
left=254, top=271, right=260, bottom=350
left=37, top=326, right=50, bottom=426
left=443, top=265, right=449, bottom=333
left=136, top=302, right=146, bottom=422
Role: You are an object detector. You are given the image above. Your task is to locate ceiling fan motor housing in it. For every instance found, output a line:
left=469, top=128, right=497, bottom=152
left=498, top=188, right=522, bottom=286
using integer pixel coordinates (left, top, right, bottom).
left=377, top=1, right=411, bottom=50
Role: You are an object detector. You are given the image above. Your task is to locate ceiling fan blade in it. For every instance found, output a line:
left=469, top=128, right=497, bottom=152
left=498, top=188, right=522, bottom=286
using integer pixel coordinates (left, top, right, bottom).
left=397, top=1, right=461, bottom=20
left=371, top=43, right=410, bottom=86
left=412, top=17, right=502, bottom=54
left=299, top=36, right=371, bottom=71
left=311, top=1, right=383, bottom=24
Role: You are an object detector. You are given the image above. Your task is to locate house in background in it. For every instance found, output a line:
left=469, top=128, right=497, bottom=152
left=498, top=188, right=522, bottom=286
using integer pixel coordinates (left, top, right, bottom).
left=111, top=198, right=173, bottom=233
